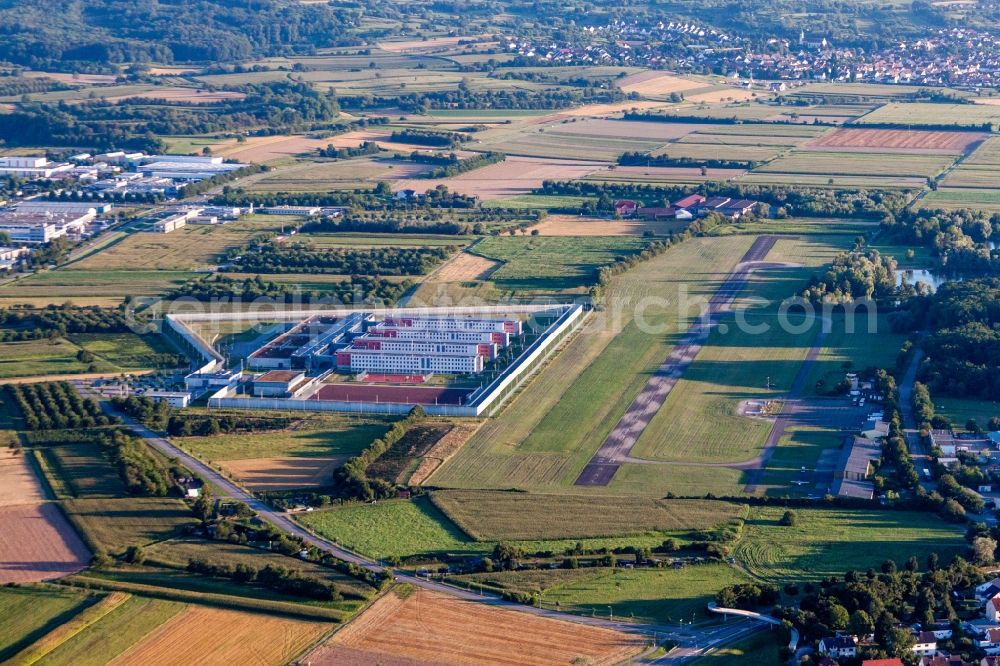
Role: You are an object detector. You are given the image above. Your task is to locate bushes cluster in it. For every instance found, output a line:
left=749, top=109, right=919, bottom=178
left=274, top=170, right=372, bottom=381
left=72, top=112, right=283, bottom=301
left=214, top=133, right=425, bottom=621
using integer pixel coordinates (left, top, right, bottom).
left=232, top=241, right=454, bottom=276
left=618, top=151, right=756, bottom=170
left=331, top=406, right=425, bottom=501
left=8, top=382, right=115, bottom=430
left=214, top=185, right=478, bottom=211
left=317, top=140, right=382, bottom=160
left=112, top=395, right=170, bottom=429
left=715, top=582, right=781, bottom=610
left=0, top=304, right=131, bottom=336
left=391, top=129, right=471, bottom=147
left=802, top=250, right=898, bottom=303
left=342, top=86, right=625, bottom=113
left=167, top=413, right=296, bottom=437
left=168, top=274, right=409, bottom=307
left=538, top=179, right=908, bottom=220
left=407, top=151, right=506, bottom=179
left=108, top=429, right=175, bottom=496
left=186, top=558, right=342, bottom=601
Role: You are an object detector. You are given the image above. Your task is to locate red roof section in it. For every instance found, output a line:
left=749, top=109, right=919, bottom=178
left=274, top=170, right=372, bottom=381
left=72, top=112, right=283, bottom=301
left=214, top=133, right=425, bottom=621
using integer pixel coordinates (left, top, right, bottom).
left=862, top=659, right=904, bottom=666
left=673, top=194, right=706, bottom=209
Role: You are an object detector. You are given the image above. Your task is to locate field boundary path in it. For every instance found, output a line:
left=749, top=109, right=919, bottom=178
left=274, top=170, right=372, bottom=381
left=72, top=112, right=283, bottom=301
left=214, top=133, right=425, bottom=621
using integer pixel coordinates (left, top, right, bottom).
left=575, top=235, right=779, bottom=486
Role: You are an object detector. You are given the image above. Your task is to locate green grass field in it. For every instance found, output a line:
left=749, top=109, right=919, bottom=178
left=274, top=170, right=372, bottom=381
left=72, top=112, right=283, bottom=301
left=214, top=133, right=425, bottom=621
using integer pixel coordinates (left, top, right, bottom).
left=144, top=538, right=375, bottom=600
left=433, top=234, right=863, bottom=495
left=733, top=506, right=965, bottom=582
left=41, top=443, right=129, bottom=499
left=0, top=331, right=179, bottom=380
left=481, top=194, right=593, bottom=209
left=857, top=102, right=1000, bottom=127
left=68, top=333, right=182, bottom=370
left=471, top=235, right=645, bottom=295
left=63, top=497, right=199, bottom=555
left=83, top=566, right=356, bottom=616
left=177, top=416, right=390, bottom=462
left=540, top=564, right=748, bottom=624
left=430, top=491, right=745, bottom=541
left=0, top=269, right=196, bottom=307
left=918, top=188, right=1000, bottom=212
left=33, top=595, right=184, bottom=666
left=934, top=397, right=1000, bottom=429
left=691, top=631, right=782, bottom=665
left=432, top=235, right=756, bottom=493
left=755, top=150, right=955, bottom=178
left=0, top=338, right=119, bottom=378
left=302, top=232, right=475, bottom=248
left=298, top=497, right=704, bottom=560
left=0, top=586, right=92, bottom=662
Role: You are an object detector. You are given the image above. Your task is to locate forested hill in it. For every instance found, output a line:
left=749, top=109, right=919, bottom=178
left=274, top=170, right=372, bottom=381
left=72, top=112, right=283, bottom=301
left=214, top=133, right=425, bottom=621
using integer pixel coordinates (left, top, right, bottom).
left=0, top=0, right=363, bottom=69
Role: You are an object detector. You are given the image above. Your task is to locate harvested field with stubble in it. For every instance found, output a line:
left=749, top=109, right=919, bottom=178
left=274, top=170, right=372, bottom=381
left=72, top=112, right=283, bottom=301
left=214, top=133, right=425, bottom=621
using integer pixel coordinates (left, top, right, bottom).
left=617, top=71, right=706, bottom=96
left=247, top=157, right=434, bottom=192
left=379, top=35, right=494, bottom=53
left=107, top=605, right=331, bottom=666
left=0, top=448, right=45, bottom=505
left=306, top=587, right=646, bottom=666
left=533, top=214, right=686, bottom=237
left=807, top=127, right=984, bottom=153
left=0, top=502, right=90, bottom=583
left=431, top=252, right=501, bottom=281
left=103, top=88, right=246, bottom=103
left=546, top=118, right=704, bottom=140
left=392, top=156, right=606, bottom=199
left=210, top=134, right=340, bottom=163
left=583, top=165, right=746, bottom=186
left=430, top=491, right=745, bottom=540
left=220, top=456, right=342, bottom=491
left=408, top=422, right=480, bottom=486
left=685, top=88, right=756, bottom=104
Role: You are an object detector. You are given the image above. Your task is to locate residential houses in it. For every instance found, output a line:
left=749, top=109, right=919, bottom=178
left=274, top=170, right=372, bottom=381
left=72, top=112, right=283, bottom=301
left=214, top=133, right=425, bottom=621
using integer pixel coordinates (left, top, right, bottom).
left=632, top=195, right=764, bottom=221
left=505, top=24, right=1000, bottom=90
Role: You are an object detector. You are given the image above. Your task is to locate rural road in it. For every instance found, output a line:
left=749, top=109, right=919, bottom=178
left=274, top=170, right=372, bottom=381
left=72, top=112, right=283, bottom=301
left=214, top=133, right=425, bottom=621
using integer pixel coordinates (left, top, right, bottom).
left=575, top=235, right=781, bottom=486
left=76, top=385, right=755, bottom=660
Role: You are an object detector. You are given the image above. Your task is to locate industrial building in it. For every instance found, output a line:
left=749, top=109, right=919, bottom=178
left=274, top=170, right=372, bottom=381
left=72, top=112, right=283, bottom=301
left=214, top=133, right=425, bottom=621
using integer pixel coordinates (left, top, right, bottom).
left=246, top=313, right=517, bottom=377
left=138, top=161, right=244, bottom=181
left=261, top=206, right=321, bottom=216
left=15, top=201, right=112, bottom=215
left=0, top=156, right=73, bottom=178
left=335, top=348, right=485, bottom=374
left=0, top=209, right=95, bottom=243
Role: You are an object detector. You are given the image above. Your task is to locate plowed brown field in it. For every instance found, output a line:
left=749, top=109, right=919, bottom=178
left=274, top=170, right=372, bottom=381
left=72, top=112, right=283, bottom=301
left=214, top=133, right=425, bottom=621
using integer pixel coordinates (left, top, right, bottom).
left=809, top=127, right=983, bottom=153
left=0, top=503, right=90, bottom=583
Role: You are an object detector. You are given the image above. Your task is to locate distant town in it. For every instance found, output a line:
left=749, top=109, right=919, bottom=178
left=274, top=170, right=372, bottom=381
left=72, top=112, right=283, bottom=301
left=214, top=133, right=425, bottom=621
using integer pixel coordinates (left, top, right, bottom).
left=507, top=25, right=1000, bottom=89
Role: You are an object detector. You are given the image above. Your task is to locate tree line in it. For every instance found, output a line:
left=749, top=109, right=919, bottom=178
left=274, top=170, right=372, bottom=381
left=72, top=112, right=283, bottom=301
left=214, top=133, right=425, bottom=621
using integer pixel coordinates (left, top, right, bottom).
left=0, top=81, right=340, bottom=150
left=230, top=240, right=454, bottom=276
left=8, top=382, right=116, bottom=431
left=331, top=407, right=425, bottom=501
left=537, top=179, right=908, bottom=219
left=0, top=0, right=361, bottom=70
left=167, top=274, right=410, bottom=307
left=391, top=129, right=472, bottom=148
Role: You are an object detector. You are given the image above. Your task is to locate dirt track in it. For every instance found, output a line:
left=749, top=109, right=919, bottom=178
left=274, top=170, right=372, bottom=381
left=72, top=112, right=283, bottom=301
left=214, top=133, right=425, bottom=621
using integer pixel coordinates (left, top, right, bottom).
left=575, top=236, right=779, bottom=486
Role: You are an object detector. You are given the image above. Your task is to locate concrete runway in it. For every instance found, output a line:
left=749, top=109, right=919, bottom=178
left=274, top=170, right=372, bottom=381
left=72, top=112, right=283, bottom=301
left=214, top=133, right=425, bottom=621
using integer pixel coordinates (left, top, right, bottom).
left=575, top=236, right=779, bottom=486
